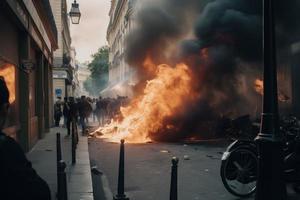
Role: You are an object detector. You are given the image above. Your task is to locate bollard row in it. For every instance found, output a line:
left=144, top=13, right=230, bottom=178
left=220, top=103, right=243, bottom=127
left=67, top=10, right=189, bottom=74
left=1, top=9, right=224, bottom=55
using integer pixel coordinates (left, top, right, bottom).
left=71, top=120, right=79, bottom=165
left=56, top=133, right=68, bottom=200
left=114, top=139, right=129, bottom=200
left=112, top=140, right=179, bottom=200
left=170, top=157, right=179, bottom=200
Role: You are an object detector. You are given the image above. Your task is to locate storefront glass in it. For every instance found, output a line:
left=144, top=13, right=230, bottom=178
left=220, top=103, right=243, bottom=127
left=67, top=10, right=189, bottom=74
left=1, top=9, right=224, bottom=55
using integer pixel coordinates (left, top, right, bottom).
left=0, top=63, right=17, bottom=127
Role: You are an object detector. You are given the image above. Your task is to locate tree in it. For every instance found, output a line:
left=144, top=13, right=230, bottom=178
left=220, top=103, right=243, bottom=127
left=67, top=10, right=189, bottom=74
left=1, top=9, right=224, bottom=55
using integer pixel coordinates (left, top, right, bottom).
left=83, top=46, right=109, bottom=96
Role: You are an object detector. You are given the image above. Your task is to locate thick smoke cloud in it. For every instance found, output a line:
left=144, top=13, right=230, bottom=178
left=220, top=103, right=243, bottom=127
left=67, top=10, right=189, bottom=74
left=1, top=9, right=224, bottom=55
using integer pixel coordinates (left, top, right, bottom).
left=126, top=0, right=211, bottom=70
left=276, top=1, right=300, bottom=47
left=125, top=0, right=300, bottom=140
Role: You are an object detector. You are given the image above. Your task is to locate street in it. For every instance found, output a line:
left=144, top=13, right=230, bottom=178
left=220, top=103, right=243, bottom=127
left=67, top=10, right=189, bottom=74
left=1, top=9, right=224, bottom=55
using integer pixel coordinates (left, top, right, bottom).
left=89, top=138, right=300, bottom=200
left=1, top=1, right=300, bottom=199
left=89, top=138, right=245, bottom=200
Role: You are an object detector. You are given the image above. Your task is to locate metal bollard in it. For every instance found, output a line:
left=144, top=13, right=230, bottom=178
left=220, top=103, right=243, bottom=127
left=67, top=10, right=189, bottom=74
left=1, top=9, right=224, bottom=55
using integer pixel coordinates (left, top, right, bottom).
left=72, top=121, right=76, bottom=147
left=74, top=120, right=79, bottom=145
left=72, top=120, right=78, bottom=147
left=56, top=133, right=62, bottom=192
left=71, top=121, right=76, bottom=165
left=56, top=132, right=62, bottom=161
left=57, top=160, right=68, bottom=200
left=170, top=157, right=179, bottom=200
left=113, top=139, right=129, bottom=200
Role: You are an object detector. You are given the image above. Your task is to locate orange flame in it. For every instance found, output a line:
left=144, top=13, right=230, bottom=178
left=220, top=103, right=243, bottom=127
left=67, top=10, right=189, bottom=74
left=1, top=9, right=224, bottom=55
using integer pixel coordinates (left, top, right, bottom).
left=94, top=61, right=193, bottom=143
left=254, top=79, right=263, bottom=95
left=254, top=78, right=290, bottom=102
left=0, top=64, right=16, bottom=104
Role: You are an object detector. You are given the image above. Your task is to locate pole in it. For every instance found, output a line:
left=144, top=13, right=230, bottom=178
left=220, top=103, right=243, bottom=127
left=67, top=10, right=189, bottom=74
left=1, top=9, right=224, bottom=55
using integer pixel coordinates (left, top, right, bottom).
left=255, top=0, right=286, bottom=199
left=56, top=133, right=62, bottom=197
left=56, top=132, right=62, bottom=165
left=57, top=133, right=68, bottom=200
left=71, top=121, right=76, bottom=165
left=114, top=139, right=129, bottom=200
left=58, top=160, right=68, bottom=200
left=74, top=120, right=79, bottom=145
left=170, top=157, right=179, bottom=200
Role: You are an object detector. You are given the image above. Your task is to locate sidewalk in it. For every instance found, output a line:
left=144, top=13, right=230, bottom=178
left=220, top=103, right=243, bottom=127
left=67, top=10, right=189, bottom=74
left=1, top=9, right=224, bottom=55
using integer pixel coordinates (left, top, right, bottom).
left=27, top=127, right=94, bottom=200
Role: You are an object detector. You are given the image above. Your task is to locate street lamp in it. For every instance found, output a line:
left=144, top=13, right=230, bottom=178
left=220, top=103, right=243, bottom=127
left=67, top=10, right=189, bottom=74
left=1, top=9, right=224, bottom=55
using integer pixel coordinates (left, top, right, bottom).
left=255, top=0, right=287, bottom=200
left=69, top=0, right=81, bottom=24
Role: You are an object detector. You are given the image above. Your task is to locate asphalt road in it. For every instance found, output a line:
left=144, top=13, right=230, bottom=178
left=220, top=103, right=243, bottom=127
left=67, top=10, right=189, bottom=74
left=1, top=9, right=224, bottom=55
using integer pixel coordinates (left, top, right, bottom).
left=88, top=138, right=299, bottom=200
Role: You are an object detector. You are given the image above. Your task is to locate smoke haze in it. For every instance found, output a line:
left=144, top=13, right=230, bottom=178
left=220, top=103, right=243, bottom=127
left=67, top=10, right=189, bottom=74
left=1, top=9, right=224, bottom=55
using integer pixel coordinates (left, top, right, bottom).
left=124, top=0, right=300, bottom=140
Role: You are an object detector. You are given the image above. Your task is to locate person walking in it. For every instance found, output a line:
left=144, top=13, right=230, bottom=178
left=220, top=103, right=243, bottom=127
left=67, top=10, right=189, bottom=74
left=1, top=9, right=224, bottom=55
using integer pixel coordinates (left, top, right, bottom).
left=66, top=97, right=78, bottom=136
left=0, top=76, right=51, bottom=200
left=62, top=97, right=69, bottom=128
left=92, top=98, right=97, bottom=123
left=54, top=97, right=62, bottom=127
left=78, top=96, right=92, bottom=134
left=96, top=97, right=102, bottom=126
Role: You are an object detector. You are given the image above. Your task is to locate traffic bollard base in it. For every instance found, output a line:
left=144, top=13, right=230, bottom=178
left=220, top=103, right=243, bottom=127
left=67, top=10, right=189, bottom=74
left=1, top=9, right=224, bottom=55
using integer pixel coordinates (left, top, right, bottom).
left=113, top=194, right=129, bottom=200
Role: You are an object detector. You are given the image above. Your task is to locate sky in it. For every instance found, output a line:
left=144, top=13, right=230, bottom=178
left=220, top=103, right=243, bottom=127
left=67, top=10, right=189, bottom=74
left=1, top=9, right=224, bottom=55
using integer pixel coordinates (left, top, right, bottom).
left=67, top=0, right=110, bottom=63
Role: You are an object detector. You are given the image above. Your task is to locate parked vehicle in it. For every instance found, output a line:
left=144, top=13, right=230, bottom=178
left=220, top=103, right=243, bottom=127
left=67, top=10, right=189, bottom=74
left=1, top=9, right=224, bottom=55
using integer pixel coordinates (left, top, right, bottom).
left=220, top=116, right=300, bottom=197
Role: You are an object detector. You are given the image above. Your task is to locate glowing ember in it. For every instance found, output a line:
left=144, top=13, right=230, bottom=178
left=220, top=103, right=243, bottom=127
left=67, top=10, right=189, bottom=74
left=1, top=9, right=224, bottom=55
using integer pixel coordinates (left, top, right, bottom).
left=254, top=79, right=263, bottom=95
left=94, top=61, right=193, bottom=143
left=254, top=78, right=290, bottom=102
left=0, top=64, right=16, bottom=104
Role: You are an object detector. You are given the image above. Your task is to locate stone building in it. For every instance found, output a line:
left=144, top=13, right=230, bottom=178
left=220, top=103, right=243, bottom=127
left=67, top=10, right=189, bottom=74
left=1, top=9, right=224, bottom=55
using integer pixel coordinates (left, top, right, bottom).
left=50, top=0, right=73, bottom=101
left=0, top=0, right=58, bottom=151
left=70, top=47, right=80, bottom=97
left=77, top=62, right=90, bottom=96
left=106, top=0, right=137, bottom=97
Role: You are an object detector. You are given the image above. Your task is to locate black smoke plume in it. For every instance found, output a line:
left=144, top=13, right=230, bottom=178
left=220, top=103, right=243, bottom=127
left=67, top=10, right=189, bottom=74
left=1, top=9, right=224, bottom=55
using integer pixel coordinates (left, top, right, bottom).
left=125, top=0, right=300, bottom=141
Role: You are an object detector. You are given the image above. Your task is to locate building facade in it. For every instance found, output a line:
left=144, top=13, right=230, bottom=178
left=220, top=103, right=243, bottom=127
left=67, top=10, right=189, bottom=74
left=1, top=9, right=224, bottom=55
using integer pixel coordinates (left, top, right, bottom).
left=50, top=0, right=73, bottom=101
left=0, top=0, right=58, bottom=151
left=106, top=0, right=137, bottom=97
left=77, top=62, right=90, bottom=96
left=70, top=47, right=80, bottom=97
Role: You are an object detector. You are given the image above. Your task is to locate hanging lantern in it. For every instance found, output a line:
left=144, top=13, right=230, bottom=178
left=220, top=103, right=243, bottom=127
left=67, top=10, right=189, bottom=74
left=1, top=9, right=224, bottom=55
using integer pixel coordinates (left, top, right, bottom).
left=69, top=0, right=81, bottom=24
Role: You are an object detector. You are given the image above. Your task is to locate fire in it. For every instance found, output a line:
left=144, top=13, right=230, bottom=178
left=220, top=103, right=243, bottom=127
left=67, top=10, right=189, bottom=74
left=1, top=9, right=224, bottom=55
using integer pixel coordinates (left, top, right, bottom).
left=142, top=55, right=157, bottom=75
left=0, top=64, right=16, bottom=104
left=94, top=60, right=193, bottom=143
left=254, top=79, right=263, bottom=95
left=254, top=78, right=290, bottom=102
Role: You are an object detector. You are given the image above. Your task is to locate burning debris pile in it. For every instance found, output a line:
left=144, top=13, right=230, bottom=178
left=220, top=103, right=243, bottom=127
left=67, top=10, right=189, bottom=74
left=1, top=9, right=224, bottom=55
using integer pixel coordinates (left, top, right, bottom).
left=93, top=0, right=299, bottom=143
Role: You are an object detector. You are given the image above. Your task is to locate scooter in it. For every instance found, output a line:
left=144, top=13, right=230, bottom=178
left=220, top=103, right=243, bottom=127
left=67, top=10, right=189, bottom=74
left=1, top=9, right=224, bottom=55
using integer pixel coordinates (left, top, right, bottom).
left=220, top=117, right=300, bottom=197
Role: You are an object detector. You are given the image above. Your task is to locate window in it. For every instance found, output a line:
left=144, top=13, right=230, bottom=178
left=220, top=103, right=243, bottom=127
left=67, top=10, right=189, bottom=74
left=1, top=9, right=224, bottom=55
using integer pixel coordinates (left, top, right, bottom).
left=29, top=70, right=36, bottom=117
left=0, top=63, right=17, bottom=127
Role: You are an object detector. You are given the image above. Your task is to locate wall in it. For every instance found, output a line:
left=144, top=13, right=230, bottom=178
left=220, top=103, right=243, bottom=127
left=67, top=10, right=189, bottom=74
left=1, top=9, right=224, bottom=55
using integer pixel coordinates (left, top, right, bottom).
left=50, top=0, right=63, bottom=66
left=0, top=9, right=20, bottom=140
left=107, top=0, right=137, bottom=94
left=53, top=78, right=66, bottom=100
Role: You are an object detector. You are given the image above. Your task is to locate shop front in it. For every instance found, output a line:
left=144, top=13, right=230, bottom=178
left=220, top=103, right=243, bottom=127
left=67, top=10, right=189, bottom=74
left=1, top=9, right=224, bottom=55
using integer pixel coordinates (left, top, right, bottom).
left=0, top=0, right=57, bottom=151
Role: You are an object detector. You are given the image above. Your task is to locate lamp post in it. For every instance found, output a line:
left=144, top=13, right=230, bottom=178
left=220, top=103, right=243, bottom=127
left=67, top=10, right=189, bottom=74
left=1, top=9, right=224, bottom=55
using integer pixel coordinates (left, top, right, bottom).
left=255, top=0, right=287, bottom=200
left=69, top=0, right=81, bottom=24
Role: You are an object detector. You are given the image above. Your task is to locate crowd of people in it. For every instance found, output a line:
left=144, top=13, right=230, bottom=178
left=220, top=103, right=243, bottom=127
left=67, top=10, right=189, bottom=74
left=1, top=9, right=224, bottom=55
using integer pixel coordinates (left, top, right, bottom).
left=54, top=95, right=129, bottom=134
left=0, top=76, right=130, bottom=199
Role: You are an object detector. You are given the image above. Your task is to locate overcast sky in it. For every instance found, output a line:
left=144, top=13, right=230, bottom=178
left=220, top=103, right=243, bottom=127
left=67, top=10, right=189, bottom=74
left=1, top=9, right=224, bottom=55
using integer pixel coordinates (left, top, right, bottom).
left=67, top=0, right=110, bottom=63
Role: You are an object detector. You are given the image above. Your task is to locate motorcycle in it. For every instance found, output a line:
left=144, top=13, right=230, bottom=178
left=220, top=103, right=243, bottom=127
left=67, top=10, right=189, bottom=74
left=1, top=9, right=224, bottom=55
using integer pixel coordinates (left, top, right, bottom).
left=220, top=116, right=300, bottom=197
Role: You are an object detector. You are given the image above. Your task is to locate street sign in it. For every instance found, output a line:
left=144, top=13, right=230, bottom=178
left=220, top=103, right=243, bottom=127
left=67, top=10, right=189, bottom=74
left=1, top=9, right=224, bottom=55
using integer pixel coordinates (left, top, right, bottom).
left=55, top=88, right=62, bottom=97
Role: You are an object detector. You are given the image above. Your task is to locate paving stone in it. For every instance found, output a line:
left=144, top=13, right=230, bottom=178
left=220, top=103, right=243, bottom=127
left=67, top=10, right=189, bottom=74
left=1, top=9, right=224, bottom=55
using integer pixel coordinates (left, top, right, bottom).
left=27, top=126, right=94, bottom=200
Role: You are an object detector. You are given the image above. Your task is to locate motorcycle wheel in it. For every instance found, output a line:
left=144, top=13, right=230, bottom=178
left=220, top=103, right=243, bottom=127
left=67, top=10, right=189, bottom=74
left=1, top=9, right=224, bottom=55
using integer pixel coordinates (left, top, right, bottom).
left=221, top=147, right=258, bottom=198
left=293, top=183, right=300, bottom=193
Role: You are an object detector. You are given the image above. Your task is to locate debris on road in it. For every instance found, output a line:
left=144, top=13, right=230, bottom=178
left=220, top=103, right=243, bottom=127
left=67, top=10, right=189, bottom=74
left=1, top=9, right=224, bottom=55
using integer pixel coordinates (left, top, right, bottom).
left=91, top=165, right=103, bottom=175
left=206, top=155, right=220, bottom=160
left=45, top=149, right=52, bottom=152
left=184, top=155, right=190, bottom=160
